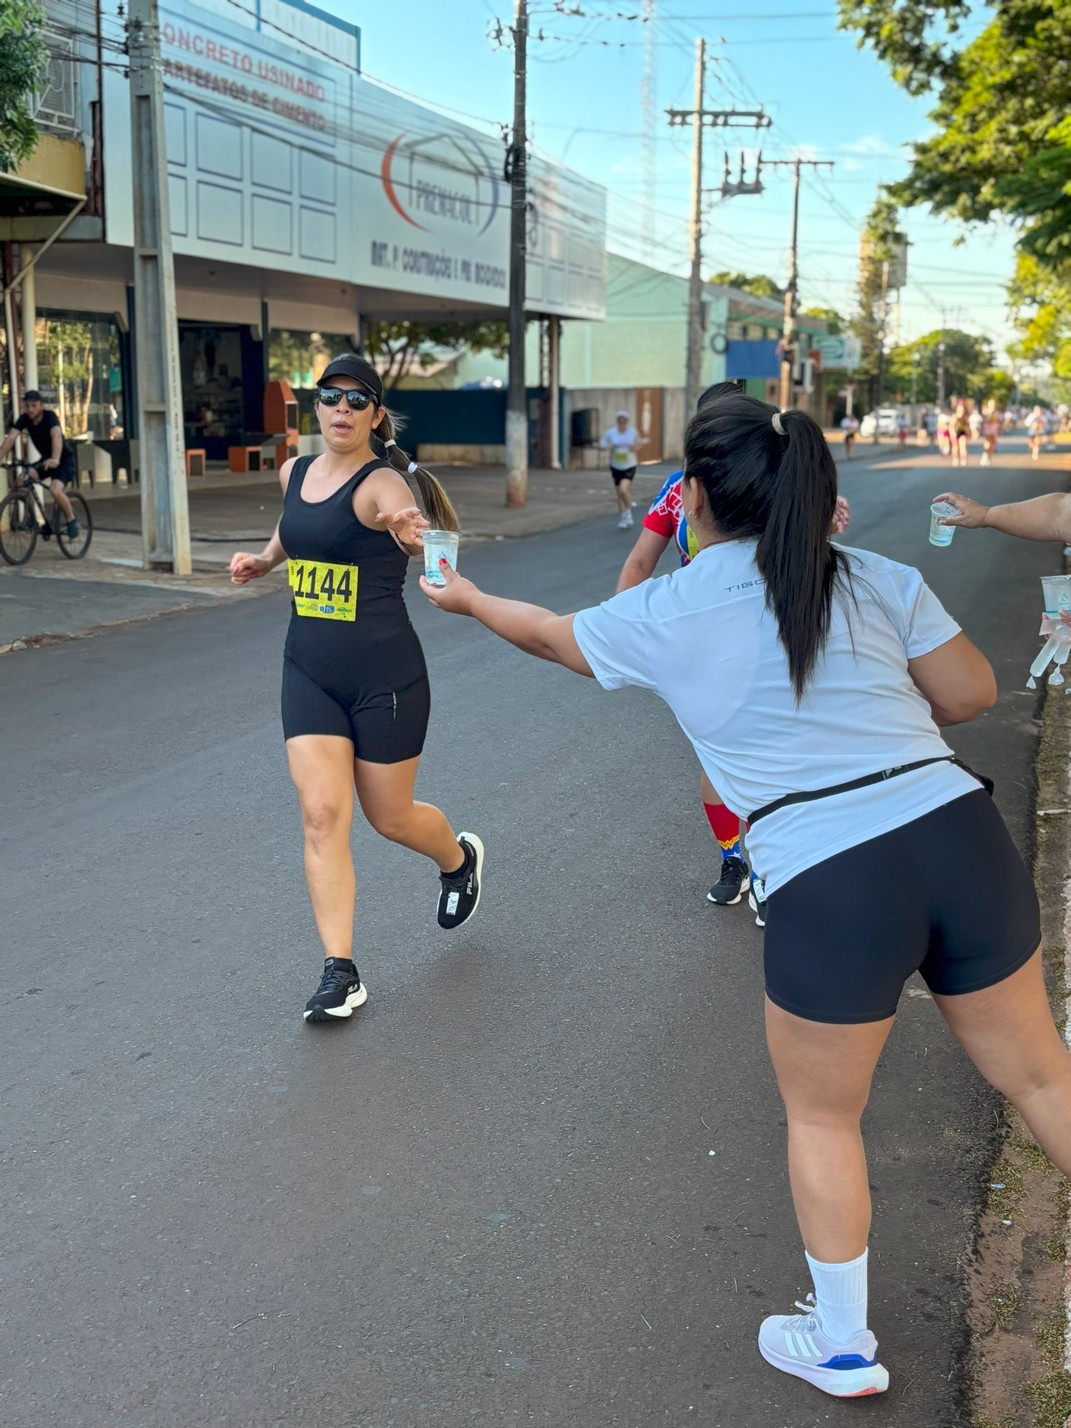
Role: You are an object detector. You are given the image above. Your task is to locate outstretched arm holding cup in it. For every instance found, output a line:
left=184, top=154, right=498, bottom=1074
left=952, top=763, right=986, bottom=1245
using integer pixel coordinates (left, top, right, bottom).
left=420, top=561, right=594, bottom=675
left=934, top=490, right=1071, bottom=544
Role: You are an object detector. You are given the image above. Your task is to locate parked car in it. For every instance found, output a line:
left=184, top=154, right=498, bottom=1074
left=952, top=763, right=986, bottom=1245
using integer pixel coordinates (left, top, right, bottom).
left=859, top=407, right=909, bottom=438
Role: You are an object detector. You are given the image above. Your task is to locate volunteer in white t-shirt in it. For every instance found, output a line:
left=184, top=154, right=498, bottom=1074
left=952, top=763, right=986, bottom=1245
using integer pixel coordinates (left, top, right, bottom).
left=420, top=391, right=1071, bottom=1402
left=598, top=411, right=640, bottom=529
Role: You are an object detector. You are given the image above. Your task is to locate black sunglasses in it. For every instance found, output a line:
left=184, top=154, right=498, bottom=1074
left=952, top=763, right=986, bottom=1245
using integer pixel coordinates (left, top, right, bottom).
left=317, top=386, right=376, bottom=411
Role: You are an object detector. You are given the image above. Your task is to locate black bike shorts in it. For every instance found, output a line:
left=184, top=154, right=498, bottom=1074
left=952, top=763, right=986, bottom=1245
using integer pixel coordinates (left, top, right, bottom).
left=763, top=790, right=1040, bottom=1024
left=281, top=656, right=430, bottom=764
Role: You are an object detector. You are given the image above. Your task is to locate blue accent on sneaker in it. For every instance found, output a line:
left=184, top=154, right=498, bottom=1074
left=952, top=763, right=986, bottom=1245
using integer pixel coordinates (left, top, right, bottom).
left=819, top=1354, right=878, bottom=1370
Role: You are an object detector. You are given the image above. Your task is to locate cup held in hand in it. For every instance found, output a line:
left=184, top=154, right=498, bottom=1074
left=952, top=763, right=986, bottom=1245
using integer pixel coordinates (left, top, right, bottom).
left=423, top=530, right=459, bottom=586
left=929, top=501, right=957, bottom=547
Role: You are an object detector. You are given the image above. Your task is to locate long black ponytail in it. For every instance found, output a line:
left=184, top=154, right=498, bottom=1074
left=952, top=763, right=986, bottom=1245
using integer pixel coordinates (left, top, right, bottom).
left=684, top=394, right=846, bottom=702
left=373, top=409, right=460, bottom=533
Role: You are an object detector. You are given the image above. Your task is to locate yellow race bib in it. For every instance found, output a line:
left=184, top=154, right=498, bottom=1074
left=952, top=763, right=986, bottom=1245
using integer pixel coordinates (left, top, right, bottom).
left=288, top=559, right=358, bottom=621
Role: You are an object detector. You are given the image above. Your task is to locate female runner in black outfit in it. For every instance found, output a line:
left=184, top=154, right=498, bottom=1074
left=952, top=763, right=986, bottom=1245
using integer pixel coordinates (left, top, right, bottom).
left=231, top=356, right=484, bottom=1022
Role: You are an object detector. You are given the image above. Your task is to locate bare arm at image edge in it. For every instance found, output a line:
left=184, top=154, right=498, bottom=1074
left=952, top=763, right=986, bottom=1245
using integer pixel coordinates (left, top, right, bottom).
left=935, top=490, right=1071, bottom=543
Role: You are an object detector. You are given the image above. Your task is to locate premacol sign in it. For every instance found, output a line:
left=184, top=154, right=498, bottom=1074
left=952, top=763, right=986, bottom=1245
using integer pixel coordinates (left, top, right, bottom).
left=105, top=0, right=606, bottom=317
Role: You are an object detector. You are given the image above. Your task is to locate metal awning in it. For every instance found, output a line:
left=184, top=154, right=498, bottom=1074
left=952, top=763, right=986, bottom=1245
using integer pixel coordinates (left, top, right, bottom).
left=0, top=133, right=86, bottom=245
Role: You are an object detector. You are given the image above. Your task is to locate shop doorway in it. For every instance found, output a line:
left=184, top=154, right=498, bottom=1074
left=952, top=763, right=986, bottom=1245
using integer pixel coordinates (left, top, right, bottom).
left=178, top=324, right=264, bottom=462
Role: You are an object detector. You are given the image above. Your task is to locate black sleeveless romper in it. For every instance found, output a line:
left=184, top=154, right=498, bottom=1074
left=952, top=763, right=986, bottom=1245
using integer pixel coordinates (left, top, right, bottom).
left=278, top=456, right=430, bottom=761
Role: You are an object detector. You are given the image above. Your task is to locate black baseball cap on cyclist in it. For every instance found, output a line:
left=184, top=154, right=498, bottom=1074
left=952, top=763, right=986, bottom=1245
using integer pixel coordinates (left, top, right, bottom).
left=318, top=355, right=383, bottom=406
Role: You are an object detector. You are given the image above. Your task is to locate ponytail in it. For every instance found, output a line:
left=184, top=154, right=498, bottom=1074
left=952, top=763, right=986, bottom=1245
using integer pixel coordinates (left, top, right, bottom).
left=374, top=410, right=459, bottom=532
left=755, top=410, right=845, bottom=702
left=684, top=396, right=847, bottom=703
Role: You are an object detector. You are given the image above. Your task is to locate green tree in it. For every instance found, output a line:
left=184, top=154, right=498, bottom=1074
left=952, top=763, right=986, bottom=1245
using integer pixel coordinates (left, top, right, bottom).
left=802, top=306, right=844, bottom=335
left=885, top=328, right=997, bottom=403
left=363, top=320, right=510, bottom=391
left=0, top=0, right=47, bottom=174
left=838, top=1, right=1071, bottom=270
left=707, top=271, right=785, bottom=300
left=1007, top=253, right=1071, bottom=398
left=850, top=191, right=904, bottom=404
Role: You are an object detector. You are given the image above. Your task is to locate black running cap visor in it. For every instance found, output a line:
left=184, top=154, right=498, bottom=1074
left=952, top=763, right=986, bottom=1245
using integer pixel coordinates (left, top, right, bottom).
left=318, top=356, right=383, bottom=404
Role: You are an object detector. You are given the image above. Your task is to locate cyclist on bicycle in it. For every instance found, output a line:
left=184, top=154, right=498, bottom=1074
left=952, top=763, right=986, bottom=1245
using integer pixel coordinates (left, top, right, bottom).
left=0, top=391, right=81, bottom=538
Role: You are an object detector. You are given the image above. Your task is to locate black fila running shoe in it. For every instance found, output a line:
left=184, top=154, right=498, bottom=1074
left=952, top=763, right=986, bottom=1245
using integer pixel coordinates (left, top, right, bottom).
left=303, top=958, right=368, bottom=1023
left=437, top=832, right=485, bottom=930
left=707, top=854, right=748, bottom=906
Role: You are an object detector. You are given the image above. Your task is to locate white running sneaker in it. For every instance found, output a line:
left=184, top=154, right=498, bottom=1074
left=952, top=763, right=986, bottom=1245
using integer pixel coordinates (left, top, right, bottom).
left=758, top=1296, right=889, bottom=1398
left=617, top=510, right=632, bottom=528
left=748, top=876, right=767, bottom=928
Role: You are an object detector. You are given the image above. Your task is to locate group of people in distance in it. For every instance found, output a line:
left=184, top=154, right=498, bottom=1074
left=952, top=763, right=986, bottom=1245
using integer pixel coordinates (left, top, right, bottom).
left=835, top=398, right=1060, bottom=471
left=232, top=364, right=1071, bottom=1402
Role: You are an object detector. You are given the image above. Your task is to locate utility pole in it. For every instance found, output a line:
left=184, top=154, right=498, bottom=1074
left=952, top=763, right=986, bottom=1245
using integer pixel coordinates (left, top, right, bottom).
left=128, top=0, right=191, bottom=572
left=937, top=317, right=947, bottom=407
left=668, top=48, right=769, bottom=417
left=764, top=157, right=833, bottom=411
left=505, top=0, right=529, bottom=507
left=641, top=0, right=657, bottom=260
left=683, top=38, right=705, bottom=421
left=875, top=257, right=889, bottom=417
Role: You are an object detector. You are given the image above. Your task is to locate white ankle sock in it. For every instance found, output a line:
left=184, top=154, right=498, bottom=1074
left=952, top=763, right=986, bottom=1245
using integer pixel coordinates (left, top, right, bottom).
left=804, top=1248, right=869, bottom=1343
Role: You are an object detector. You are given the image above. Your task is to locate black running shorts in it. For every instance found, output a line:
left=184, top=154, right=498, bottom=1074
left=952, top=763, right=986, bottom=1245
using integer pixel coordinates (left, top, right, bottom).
left=763, top=790, right=1040, bottom=1024
left=611, top=466, right=636, bottom=486
left=281, top=657, right=430, bottom=764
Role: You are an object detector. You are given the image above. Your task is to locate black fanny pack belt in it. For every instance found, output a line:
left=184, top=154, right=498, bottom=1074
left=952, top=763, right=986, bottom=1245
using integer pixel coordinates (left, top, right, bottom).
left=747, top=755, right=993, bottom=826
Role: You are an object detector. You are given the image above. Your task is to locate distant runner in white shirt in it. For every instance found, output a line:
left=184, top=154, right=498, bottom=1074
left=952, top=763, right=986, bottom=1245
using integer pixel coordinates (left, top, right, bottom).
left=599, top=411, right=639, bottom=528
left=420, top=390, right=1071, bottom=1402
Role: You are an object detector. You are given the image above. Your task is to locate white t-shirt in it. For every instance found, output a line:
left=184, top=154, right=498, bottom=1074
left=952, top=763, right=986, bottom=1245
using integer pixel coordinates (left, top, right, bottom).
left=572, top=540, right=979, bottom=895
left=600, top=426, right=639, bottom=468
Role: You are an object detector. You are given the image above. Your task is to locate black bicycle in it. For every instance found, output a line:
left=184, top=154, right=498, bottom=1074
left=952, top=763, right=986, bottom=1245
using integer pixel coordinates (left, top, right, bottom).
left=0, top=460, right=93, bottom=566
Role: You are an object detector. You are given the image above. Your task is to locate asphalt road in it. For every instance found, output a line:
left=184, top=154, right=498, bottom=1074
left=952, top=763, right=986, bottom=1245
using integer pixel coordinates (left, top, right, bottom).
left=1, top=440, right=1064, bottom=1427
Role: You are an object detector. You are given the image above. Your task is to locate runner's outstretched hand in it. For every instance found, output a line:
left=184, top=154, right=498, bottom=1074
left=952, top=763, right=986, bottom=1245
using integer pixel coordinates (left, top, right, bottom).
left=932, top=492, right=988, bottom=528
left=230, top=552, right=272, bottom=585
left=374, top=506, right=430, bottom=547
left=420, top=560, right=478, bottom=616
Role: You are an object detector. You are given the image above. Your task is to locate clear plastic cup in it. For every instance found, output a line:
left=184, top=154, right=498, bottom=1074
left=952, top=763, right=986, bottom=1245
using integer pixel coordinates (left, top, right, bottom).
left=1041, top=574, right=1071, bottom=615
left=929, top=501, right=957, bottom=547
left=422, top=529, right=460, bottom=586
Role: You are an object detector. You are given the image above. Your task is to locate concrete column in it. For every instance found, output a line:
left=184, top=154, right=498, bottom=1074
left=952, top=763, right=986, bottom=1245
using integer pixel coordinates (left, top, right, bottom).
left=20, top=247, right=37, bottom=393
left=548, top=316, right=561, bottom=469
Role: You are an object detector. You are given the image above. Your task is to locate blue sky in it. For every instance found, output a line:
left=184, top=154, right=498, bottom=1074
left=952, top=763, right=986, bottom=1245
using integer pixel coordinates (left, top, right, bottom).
left=355, top=0, right=1019, bottom=355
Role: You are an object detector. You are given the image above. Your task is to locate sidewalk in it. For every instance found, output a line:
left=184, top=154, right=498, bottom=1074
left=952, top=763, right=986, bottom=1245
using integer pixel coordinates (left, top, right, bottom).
left=0, top=440, right=909, bottom=652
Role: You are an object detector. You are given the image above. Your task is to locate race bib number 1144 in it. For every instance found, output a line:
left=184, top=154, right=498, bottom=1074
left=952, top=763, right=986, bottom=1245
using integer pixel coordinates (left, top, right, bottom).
left=288, top=559, right=358, bottom=621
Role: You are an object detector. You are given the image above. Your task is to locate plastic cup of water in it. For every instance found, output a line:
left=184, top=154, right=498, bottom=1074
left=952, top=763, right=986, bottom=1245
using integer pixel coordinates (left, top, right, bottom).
left=929, top=501, right=957, bottom=547
left=1041, top=573, right=1071, bottom=615
left=423, top=529, right=460, bottom=586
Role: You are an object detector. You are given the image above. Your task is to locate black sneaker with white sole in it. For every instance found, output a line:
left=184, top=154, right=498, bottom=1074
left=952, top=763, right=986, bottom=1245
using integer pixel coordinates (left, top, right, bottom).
left=437, top=832, right=485, bottom=930
left=303, top=957, right=368, bottom=1023
left=707, top=854, right=748, bottom=906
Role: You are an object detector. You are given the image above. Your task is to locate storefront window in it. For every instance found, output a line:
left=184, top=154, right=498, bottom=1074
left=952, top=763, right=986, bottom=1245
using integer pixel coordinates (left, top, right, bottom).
left=269, top=329, right=354, bottom=389
left=36, top=311, right=124, bottom=440
left=179, top=326, right=246, bottom=451
left=269, top=329, right=356, bottom=434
